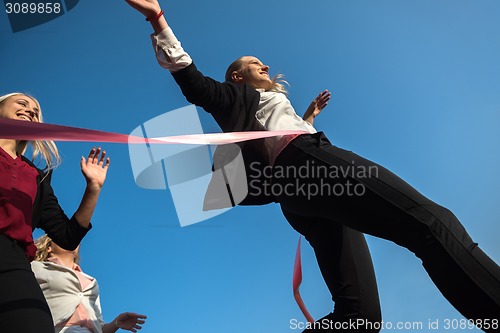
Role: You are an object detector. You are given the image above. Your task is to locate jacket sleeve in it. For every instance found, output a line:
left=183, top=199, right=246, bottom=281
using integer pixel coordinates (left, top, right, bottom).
left=36, top=171, right=91, bottom=250
left=171, top=62, right=252, bottom=132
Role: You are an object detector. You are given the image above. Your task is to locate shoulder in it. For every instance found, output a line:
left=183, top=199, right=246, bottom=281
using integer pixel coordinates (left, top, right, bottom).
left=30, top=260, right=44, bottom=270
left=31, top=260, right=63, bottom=270
left=30, top=260, right=53, bottom=276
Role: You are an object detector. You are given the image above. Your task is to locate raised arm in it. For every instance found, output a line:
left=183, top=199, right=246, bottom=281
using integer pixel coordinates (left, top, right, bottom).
left=37, top=147, right=109, bottom=251
left=125, top=0, right=247, bottom=131
left=73, top=147, right=110, bottom=228
left=303, top=90, right=331, bottom=126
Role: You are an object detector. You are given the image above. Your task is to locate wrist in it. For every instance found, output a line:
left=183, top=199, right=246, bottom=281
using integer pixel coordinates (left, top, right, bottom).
left=150, top=15, right=168, bottom=35
left=146, top=8, right=163, bottom=21
left=85, top=182, right=103, bottom=193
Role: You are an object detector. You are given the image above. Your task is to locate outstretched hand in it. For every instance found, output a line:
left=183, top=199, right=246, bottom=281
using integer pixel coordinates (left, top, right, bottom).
left=80, top=147, right=110, bottom=190
left=125, top=0, right=162, bottom=19
left=115, top=312, right=147, bottom=332
left=303, top=90, right=331, bottom=126
left=125, top=0, right=167, bottom=34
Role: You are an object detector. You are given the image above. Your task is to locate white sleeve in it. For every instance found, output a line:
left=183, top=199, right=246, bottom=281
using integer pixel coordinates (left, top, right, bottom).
left=93, top=283, right=106, bottom=329
left=303, top=120, right=316, bottom=132
left=150, top=27, right=193, bottom=72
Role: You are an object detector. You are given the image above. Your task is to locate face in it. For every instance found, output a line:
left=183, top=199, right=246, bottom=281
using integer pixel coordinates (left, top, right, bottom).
left=232, top=56, right=272, bottom=90
left=0, top=95, right=40, bottom=122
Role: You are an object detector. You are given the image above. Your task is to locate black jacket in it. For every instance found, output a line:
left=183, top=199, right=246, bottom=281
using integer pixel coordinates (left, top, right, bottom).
left=23, top=157, right=90, bottom=251
left=172, top=63, right=276, bottom=207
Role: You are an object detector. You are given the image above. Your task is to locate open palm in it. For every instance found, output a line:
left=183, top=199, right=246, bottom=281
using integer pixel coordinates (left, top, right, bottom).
left=80, top=147, right=110, bottom=188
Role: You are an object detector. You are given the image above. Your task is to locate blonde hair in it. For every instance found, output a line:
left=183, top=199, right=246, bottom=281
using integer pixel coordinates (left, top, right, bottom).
left=225, top=57, right=289, bottom=95
left=34, top=234, right=52, bottom=262
left=0, top=92, right=61, bottom=170
left=34, top=234, right=80, bottom=264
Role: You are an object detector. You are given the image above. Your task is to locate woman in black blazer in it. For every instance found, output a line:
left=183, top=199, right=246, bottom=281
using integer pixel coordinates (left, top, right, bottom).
left=127, top=1, right=500, bottom=331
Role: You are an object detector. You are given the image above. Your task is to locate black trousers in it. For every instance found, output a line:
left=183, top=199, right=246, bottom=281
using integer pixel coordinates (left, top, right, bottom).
left=273, top=133, right=500, bottom=332
left=0, top=235, right=54, bottom=333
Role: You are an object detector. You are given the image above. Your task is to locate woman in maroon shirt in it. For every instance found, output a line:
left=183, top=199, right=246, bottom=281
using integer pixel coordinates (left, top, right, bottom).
left=0, top=92, right=110, bottom=333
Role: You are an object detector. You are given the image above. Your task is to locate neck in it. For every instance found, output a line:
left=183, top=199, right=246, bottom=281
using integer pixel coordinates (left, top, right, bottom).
left=0, top=139, right=18, bottom=158
left=50, top=254, right=76, bottom=268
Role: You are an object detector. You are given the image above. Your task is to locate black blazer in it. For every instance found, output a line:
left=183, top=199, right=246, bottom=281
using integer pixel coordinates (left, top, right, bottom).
left=172, top=63, right=276, bottom=207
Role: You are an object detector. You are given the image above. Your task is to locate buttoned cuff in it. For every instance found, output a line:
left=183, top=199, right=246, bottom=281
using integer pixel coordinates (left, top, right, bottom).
left=150, top=27, right=193, bottom=72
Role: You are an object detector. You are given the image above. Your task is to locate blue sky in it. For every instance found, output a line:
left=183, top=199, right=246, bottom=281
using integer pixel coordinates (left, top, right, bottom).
left=1, top=0, right=499, bottom=332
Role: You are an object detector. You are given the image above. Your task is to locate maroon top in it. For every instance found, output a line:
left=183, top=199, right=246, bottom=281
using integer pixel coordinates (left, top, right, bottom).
left=0, top=147, right=40, bottom=258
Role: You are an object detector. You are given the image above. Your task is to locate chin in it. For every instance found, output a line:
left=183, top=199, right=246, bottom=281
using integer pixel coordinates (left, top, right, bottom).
left=262, top=82, right=273, bottom=91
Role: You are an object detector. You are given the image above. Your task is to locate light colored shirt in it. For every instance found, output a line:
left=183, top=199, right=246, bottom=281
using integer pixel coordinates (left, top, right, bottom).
left=31, top=260, right=105, bottom=333
left=255, top=90, right=316, bottom=163
left=58, top=326, right=93, bottom=333
left=46, top=258, right=95, bottom=331
left=151, top=27, right=316, bottom=164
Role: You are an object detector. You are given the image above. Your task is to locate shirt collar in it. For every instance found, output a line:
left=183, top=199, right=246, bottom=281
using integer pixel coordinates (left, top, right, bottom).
left=47, top=257, right=82, bottom=272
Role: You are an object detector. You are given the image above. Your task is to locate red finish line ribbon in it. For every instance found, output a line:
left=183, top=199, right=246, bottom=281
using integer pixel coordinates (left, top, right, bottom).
left=293, top=236, right=315, bottom=323
left=1, top=117, right=314, bottom=320
left=0, top=118, right=307, bottom=144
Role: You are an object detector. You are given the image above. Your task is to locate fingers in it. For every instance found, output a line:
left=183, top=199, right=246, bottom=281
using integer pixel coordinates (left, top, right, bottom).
left=316, top=90, right=331, bottom=109
left=98, top=150, right=111, bottom=169
left=85, top=147, right=110, bottom=168
left=87, top=147, right=97, bottom=160
left=118, top=312, right=147, bottom=331
left=123, top=312, right=147, bottom=319
left=318, top=90, right=331, bottom=102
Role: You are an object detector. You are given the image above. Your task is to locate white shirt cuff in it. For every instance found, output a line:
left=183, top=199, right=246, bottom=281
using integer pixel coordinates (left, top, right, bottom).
left=150, top=27, right=192, bottom=72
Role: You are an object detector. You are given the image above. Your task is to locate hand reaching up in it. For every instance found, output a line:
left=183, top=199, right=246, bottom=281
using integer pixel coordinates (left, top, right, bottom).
left=303, top=90, right=331, bottom=126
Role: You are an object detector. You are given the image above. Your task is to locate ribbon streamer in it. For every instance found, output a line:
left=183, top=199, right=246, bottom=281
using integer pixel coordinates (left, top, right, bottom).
left=293, top=236, right=314, bottom=323
left=1, top=117, right=314, bottom=319
left=0, top=118, right=307, bottom=145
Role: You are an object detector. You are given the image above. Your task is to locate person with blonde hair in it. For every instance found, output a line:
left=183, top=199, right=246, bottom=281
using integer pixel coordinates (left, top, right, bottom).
left=32, top=235, right=147, bottom=333
left=126, top=1, right=500, bottom=332
left=0, top=92, right=110, bottom=332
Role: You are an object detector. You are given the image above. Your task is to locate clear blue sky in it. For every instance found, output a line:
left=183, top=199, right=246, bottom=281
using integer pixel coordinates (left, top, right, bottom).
left=1, top=1, right=499, bottom=332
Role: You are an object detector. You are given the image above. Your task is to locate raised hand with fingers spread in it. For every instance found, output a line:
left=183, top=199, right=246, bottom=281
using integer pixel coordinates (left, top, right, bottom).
left=303, top=90, right=332, bottom=125
left=74, top=147, right=111, bottom=228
